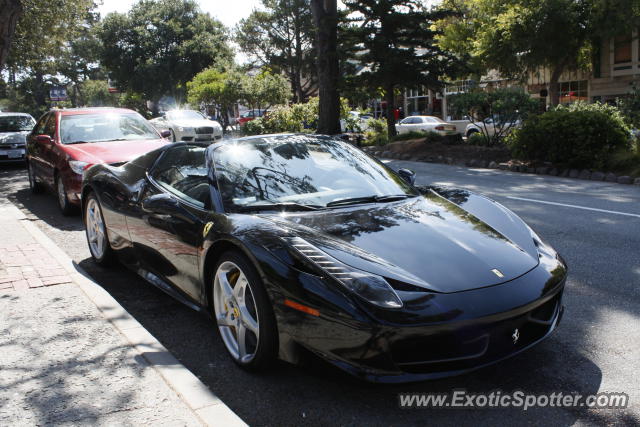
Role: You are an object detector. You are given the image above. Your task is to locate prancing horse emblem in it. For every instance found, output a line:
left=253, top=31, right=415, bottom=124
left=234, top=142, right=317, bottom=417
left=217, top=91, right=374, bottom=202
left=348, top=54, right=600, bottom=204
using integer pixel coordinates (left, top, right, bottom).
left=512, top=328, right=520, bottom=344
left=202, top=221, right=214, bottom=237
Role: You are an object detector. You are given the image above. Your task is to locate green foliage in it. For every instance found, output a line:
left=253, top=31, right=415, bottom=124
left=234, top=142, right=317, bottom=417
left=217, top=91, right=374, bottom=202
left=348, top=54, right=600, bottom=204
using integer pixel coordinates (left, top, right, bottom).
left=118, top=91, right=150, bottom=117
left=99, top=0, right=232, bottom=106
left=505, top=102, right=632, bottom=169
left=187, top=68, right=243, bottom=129
left=391, top=131, right=432, bottom=142
left=243, top=98, right=319, bottom=135
left=343, top=0, right=463, bottom=135
left=241, top=69, right=291, bottom=111
left=617, top=85, right=640, bottom=129
left=450, top=87, right=538, bottom=144
left=363, top=118, right=389, bottom=146
left=467, top=133, right=491, bottom=146
left=235, top=0, right=315, bottom=102
left=78, top=80, right=119, bottom=107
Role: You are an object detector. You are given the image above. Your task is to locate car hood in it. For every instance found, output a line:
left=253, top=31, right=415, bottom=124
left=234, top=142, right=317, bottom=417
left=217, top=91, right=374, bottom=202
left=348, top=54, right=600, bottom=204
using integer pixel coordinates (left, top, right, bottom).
left=265, top=188, right=539, bottom=293
left=0, top=131, right=29, bottom=145
left=62, top=139, right=169, bottom=164
left=170, top=119, right=220, bottom=128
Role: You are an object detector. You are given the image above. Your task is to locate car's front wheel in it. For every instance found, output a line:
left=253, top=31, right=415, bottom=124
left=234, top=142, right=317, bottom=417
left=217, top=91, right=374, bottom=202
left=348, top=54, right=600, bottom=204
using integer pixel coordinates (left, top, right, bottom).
left=212, top=251, right=277, bottom=371
left=84, top=193, right=114, bottom=265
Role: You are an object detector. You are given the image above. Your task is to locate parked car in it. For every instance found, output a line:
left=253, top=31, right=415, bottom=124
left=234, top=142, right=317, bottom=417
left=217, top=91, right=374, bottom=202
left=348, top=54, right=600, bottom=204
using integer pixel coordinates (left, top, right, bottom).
left=0, top=112, right=36, bottom=163
left=82, top=134, right=567, bottom=382
left=236, top=109, right=267, bottom=126
left=26, top=107, right=171, bottom=215
left=395, top=115, right=459, bottom=135
left=465, top=117, right=521, bottom=138
left=150, top=110, right=223, bottom=142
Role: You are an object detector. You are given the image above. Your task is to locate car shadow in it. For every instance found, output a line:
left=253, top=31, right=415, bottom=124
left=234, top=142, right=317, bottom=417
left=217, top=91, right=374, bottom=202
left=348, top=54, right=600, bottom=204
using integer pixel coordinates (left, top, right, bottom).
left=73, top=256, right=618, bottom=427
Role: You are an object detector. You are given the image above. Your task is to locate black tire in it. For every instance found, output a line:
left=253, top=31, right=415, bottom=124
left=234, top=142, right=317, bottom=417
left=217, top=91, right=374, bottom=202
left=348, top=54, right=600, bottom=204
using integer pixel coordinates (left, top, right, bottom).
left=466, top=129, right=479, bottom=138
left=83, top=192, right=115, bottom=266
left=211, top=250, right=278, bottom=371
left=55, top=174, right=76, bottom=216
left=27, top=160, right=43, bottom=194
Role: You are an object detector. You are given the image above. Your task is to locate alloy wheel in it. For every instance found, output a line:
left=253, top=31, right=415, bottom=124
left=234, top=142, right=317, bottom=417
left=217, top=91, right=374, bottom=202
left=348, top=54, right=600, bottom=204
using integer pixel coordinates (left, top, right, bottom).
left=85, top=198, right=106, bottom=259
left=214, top=261, right=260, bottom=364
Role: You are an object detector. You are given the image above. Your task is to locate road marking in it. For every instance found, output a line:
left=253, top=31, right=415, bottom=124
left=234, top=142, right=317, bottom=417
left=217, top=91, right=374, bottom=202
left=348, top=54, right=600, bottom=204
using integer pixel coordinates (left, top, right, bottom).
left=507, top=196, right=640, bottom=219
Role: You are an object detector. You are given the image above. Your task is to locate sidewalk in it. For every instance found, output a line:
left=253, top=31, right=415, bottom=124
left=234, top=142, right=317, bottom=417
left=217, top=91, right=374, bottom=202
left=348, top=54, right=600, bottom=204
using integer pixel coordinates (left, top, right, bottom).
left=0, top=203, right=245, bottom=426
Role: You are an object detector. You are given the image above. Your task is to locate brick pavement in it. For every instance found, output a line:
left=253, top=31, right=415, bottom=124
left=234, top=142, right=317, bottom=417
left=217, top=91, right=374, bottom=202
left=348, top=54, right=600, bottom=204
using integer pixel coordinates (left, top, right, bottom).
left=0, top=242, right=73, bottom=291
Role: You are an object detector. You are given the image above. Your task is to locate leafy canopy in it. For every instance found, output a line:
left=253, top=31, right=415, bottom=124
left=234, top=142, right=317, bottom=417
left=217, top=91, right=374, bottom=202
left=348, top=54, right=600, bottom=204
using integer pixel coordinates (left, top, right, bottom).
left=99, top=0, right=232, bottom=103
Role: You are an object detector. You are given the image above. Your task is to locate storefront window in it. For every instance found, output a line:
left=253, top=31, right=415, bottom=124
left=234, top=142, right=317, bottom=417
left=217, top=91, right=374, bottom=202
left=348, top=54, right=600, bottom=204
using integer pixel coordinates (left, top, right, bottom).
left=559, top=80, right=588, bottom=104
left=614, top=34, right=632, bottom=63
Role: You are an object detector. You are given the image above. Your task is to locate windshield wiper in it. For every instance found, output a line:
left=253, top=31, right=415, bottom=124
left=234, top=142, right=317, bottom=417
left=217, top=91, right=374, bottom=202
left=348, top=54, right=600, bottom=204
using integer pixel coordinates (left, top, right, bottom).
left=237, top=202, right=323, bottom=212
left=326, top=194, right=413, bottom=207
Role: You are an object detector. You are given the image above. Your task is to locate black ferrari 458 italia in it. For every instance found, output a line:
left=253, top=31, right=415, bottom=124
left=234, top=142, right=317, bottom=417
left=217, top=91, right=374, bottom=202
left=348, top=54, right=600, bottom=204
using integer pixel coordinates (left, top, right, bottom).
left=82, top=133, right=567, bottom=382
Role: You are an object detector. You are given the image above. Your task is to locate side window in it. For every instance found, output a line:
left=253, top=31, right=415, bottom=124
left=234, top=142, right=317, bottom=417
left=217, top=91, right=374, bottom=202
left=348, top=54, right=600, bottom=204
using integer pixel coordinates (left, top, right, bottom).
left=33, top=113, right=50, bottom=135
left=152, top=145, right=210, bottom=209
left=43, top=114, right=57, bottom=138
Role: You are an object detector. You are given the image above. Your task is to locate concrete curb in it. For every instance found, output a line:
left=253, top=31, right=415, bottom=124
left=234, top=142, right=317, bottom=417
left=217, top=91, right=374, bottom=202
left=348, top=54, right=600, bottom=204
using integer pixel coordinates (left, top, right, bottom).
left=7, top=203, right=246, bottom=427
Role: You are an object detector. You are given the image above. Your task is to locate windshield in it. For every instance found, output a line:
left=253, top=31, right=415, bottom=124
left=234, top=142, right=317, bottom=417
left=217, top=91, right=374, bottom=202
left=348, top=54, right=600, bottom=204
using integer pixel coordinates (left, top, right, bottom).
left=60, top=112, right=159, bottom=144
left=212, top=135, right=417, bottom=211
left=167, top=110, right=205, bottom=121
left=0, top=115, right=35, bottom=132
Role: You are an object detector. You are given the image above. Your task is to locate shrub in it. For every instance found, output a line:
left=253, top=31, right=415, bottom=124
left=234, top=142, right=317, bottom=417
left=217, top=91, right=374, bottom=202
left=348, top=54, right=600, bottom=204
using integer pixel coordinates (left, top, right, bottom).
left=363, top=118, right=388, bottom=146
left=242, top=118, right=267, bottom=135
left=505, top=102, right=631, bottom=170
left=467, top=133, right=491, bottom=146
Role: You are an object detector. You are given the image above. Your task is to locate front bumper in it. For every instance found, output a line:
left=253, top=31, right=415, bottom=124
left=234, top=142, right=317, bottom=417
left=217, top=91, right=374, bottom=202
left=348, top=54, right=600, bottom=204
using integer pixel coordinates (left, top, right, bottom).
left=176, top=130, right=222, bottom=143
left=0, top=147, right=26, bottom=162
left=274, top=261, right=566, bottom=383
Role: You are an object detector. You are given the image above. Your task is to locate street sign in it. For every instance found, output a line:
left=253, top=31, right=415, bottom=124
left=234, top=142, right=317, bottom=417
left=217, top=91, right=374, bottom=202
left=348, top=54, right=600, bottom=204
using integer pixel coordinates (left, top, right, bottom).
left=49, top=87, right=67, bottom=102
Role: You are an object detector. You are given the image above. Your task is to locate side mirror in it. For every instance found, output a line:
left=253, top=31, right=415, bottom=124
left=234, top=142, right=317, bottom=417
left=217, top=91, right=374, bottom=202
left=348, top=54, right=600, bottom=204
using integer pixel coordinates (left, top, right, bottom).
left=36, top=134, right=52, bottom=144
left=142, top=193, right=179, bottom=216
left=160, top=130, right=171, bottom=138
left=397, top=168, right=416, bottom=185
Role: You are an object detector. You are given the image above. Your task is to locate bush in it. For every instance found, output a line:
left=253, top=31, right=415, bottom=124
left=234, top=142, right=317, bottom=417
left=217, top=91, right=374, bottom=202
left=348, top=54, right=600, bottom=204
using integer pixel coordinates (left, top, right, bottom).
left=363, top=118, right=388, bottom=146
left=505, top=102, right=632, bottom=169
left=242, top=118, right=267, bottom=135
left=467, top=133, right=491, bottom=146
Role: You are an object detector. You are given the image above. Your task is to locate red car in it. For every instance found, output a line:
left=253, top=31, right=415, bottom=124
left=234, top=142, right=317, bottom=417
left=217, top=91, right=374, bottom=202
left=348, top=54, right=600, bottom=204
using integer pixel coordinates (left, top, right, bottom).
left=236, top=109, right=267, bottom=126
left=26, top=107, right=171, bottom=215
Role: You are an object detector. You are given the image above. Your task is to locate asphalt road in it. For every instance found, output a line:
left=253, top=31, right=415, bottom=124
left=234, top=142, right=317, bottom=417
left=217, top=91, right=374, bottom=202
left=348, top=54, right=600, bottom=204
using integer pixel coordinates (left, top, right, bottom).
left=1, top=160, right=638, bottom=426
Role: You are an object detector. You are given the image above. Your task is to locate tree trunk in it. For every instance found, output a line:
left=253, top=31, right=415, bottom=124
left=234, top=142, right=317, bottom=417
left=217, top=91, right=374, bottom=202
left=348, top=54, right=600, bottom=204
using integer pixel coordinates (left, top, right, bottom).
left=548, top=65, right=564, bottom=108
left=311, top=0, right=340, bottom=135
left=0, top=0, right=22, bottom=70
left=385, top=84, right=396, bottom=137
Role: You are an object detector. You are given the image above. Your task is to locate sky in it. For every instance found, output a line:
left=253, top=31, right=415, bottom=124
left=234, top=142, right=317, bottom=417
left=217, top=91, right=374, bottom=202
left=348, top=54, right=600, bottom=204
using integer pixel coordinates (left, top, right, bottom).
left=96, top=0, right=263, bottom=28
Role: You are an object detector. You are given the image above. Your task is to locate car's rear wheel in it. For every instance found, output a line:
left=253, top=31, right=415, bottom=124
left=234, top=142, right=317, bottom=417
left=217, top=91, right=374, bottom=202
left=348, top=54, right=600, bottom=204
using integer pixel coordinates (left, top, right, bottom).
left=212, top=251, right=277, bottom=371
left=84, top=193, right=114, bottom=265
left=466, top=129, right=479, bottom=138
left=27, top=161, right=43, bottom=194
left=56, top=175, right=75, bottom=216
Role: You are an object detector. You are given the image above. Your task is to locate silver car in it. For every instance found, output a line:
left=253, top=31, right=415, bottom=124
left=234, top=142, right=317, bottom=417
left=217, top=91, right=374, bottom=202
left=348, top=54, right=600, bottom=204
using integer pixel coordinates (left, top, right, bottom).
left=0, top=112, right=36, bottom=162
left=149, top=110, right=223, bottom=143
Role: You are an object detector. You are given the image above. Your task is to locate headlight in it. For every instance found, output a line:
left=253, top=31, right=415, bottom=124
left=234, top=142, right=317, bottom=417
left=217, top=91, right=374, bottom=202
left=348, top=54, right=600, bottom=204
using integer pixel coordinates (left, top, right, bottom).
left=286, top=236, right=403, bottom=309
left=178, top=126, right=193, bottom=133
left=69, top=160, right=91, bottom=175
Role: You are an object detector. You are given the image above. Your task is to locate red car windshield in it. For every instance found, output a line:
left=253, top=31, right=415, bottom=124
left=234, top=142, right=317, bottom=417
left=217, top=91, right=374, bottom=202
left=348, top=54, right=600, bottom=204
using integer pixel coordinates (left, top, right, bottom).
left=60, top=112, right=159, bottom=144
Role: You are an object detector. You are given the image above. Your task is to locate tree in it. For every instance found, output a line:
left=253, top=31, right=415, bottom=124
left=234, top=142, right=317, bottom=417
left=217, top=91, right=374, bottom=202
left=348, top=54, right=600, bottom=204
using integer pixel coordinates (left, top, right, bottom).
left=187, top=68, right=244, bottom=131
left=99, top=0, right=232, bottom=114
left=450, top=87, right=538, bottom=144
left=0, top=0, right=22, bottom=70
left=311, top=0, right=341, bottom=134
left=437, top=0, right=640, bottom=107
left=236, top=0, right=316, bottom=102
left=343, top=1, right=461, bottom=137
left=241, top=69, right=291, bottom=111
left=77, top=80, right=120, bottom=107
left=4, top=0, right=96, bottom=110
